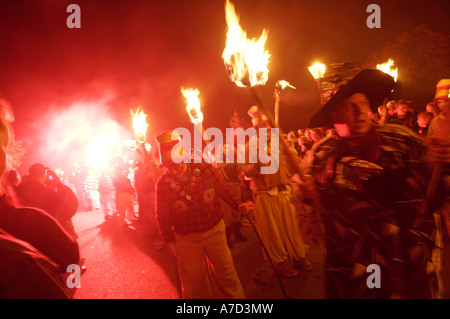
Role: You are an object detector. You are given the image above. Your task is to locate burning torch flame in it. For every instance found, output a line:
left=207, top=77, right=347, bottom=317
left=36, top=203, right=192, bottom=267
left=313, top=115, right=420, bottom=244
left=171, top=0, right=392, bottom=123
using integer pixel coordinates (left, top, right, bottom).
left=131, top=107, right=148, bottom=144
left=376, top=59, right=398, bottom=82
left=222, top=0, right=270, bottom=87
left=181, top=88, right=203, bottom=125
left=308, top=62, right=326, bottom=80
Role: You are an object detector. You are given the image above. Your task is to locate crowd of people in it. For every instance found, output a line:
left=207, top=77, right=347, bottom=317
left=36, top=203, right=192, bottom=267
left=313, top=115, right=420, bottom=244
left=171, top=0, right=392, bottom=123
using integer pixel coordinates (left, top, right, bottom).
left=152, top=71, right=449, bottom=299
left=0, top=70, right=449, bottom=299
left=286, top=94, right=447, bottom=163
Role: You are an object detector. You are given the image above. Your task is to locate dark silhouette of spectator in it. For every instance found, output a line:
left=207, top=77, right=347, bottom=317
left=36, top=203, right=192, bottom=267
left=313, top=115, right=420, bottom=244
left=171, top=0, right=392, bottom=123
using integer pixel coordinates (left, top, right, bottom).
left=18, top=163, right=61, bottom=219
left=0, top=102, right=80, bottom=298
left=18, top=164, right=78, bottom=238
left=0, top=228, right=72, bottom=299
left=45, top=169, right=79, bottom=239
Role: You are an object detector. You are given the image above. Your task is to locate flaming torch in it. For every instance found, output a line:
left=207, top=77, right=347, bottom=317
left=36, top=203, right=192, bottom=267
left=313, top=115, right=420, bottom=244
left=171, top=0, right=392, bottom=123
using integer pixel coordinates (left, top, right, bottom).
left=221, top=1, right=327, bottom=211
left=182, top=87, right=206, bottom=160
left=130, top=106, right=149, bottom=161
left=131, top=107, right=148, bottom=143
left=182, top=88, right=203, bottom=125
left=221, top=0, right=300, bottom=164
left=221, top=0, right=308, bottom=179
left=221, top=0, right=297, bottom=159
left=308, top=62, right=326, bottom=106
left=221, top=1, right=328, bottom=290
left=222, top=0, right=270, bottom=89
left=376, top=58, right=398, bottom=82
left=222, top=3, right=306, bottom=295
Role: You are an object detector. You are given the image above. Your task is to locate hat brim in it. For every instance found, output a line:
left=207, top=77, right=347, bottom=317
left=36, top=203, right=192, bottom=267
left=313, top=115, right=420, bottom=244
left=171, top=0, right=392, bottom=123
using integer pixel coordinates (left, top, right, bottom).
left=309, top=69, right=396, bottom=128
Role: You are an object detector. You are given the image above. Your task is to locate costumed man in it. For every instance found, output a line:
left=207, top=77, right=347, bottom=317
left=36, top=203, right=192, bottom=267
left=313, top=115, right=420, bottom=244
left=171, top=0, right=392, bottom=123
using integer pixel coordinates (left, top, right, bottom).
left=242, top=106, right=312, bottom=278
left=299, top=69, right=448, bottom=298
left=155, top=130, right=247, bottom=299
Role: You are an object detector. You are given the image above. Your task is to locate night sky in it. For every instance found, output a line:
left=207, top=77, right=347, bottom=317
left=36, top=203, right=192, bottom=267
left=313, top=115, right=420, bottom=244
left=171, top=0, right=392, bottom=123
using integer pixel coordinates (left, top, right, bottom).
left=0, top=0, right=449, bottom=173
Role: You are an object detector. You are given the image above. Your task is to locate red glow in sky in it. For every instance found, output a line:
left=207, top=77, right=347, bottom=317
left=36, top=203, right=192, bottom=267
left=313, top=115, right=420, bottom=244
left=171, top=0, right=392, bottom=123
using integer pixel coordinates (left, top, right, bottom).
left=0, top=0, right=449, bottom=174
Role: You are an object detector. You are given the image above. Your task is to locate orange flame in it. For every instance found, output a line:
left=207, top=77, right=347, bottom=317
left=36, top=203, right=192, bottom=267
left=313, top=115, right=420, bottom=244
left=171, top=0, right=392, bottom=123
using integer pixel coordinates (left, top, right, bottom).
left=276, top=80, right=296, bottom=90
left=181, top=88, right=203, bottom=124
left=130, top=107, right=148, bottom=144
left=222, top=0, right=270, bottom=87
left=308, top=62, right=326, bottom=80
left=376, top=59, right=398, bottom=82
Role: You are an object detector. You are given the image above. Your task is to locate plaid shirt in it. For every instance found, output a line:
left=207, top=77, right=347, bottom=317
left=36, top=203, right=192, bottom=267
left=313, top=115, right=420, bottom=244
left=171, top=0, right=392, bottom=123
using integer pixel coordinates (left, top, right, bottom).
left=156, top=162, right=242, bottom=242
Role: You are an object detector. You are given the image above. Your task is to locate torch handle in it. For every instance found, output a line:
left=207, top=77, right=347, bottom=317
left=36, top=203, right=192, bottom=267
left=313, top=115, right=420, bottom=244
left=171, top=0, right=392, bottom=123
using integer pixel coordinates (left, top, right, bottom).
left=137, top=142, right=148, bottom=163
left=274, top=95, right=280, bottom=128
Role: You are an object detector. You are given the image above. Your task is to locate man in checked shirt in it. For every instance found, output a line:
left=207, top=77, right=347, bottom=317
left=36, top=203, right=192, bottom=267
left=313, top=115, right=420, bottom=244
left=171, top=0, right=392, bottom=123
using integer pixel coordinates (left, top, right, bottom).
left=155, top=130, right=248, bottom=299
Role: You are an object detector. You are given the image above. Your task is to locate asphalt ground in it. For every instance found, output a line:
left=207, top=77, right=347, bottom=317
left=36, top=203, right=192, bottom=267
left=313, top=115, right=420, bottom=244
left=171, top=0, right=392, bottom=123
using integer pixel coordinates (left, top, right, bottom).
left=69, top=208, right=325, bottom=299
left=69, top=208, right=449, bottom=300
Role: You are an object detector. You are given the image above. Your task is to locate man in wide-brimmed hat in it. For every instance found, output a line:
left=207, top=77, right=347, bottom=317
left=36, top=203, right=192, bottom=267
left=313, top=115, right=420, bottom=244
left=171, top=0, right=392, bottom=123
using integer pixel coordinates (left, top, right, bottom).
left=300, top=69, right=447, bottom=298
left=155, top=130, right=247, bottom=299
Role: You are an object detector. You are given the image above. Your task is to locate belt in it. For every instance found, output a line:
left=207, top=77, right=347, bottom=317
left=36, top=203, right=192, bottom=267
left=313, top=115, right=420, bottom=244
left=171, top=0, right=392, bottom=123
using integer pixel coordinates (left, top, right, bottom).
left=255, top=184, right=289, bottom=195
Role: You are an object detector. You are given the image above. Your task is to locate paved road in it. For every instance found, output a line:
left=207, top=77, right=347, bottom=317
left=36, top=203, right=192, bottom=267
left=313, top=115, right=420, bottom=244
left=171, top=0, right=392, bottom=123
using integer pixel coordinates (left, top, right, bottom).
left=69, top=209, right=326, bottom=299
left=69, top=208, right=449, bottom=299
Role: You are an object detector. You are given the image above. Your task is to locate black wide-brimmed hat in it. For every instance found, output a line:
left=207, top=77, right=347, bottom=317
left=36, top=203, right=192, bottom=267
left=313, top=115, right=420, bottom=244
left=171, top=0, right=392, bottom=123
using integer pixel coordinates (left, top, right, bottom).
left=309, top=69, right=396, bottom=128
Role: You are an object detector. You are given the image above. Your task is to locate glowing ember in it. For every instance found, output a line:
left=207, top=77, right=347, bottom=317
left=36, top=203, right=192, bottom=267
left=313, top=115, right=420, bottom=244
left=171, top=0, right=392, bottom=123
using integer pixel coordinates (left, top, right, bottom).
left=376, top=59, right=398, bottom=82
left=125, top=139, right=138, bottom=150
left=308, top=62, right=326, bottom=80
left=222, top=0, right=270, bottom=87
left=131, top=107, right=148, bottom=144
left=276, top=80, right=296, bottom=90
left=181, top=88, right=203, bottom=124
